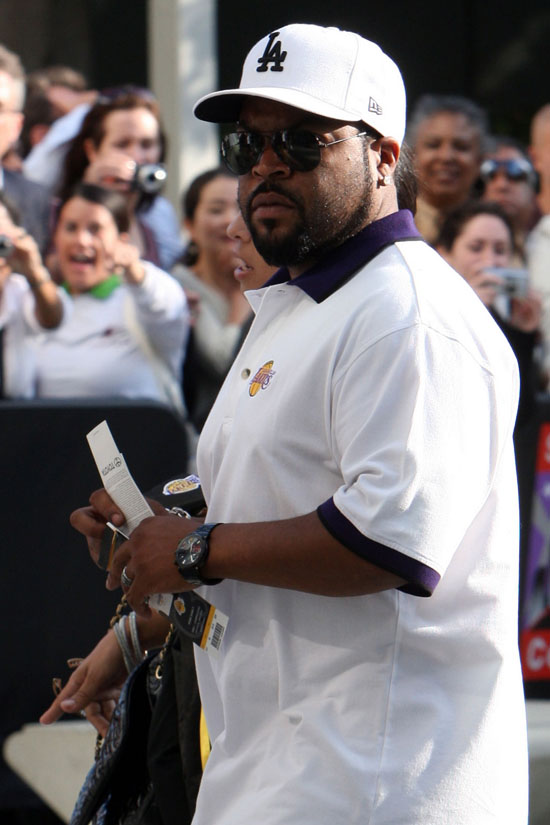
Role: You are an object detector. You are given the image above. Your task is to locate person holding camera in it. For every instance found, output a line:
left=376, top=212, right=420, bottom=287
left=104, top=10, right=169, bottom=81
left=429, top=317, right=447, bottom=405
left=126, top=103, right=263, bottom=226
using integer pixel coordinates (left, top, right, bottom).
left=0, top=192, right=64, bottom=398
left=437, top=199, right=542, bottom=427
left=56, top=88, right=183, bottom=271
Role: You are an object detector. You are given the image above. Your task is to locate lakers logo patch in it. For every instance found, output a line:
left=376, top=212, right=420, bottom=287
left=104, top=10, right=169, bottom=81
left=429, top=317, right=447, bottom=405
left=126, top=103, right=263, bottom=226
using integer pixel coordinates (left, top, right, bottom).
left=249, top=360, right=276, bottom=396
left=162, top=475, right=200, bottom=496
left=173, top=597, right=186, bottom=615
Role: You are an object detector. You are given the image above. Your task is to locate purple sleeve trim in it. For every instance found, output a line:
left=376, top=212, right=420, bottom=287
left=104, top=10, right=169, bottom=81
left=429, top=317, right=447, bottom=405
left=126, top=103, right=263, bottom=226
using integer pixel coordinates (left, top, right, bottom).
left=317, top=498, right=441, bottom=598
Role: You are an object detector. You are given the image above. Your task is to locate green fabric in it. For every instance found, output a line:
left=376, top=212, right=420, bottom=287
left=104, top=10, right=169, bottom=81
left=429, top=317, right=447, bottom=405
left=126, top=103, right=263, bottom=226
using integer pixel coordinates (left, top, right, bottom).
left=63, top=273, right=122, bottom=298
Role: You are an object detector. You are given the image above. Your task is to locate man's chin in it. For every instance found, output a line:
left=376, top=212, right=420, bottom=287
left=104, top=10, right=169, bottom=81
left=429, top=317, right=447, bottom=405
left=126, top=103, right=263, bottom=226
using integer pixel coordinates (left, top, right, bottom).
left=251, top=230, right=313, bottom=268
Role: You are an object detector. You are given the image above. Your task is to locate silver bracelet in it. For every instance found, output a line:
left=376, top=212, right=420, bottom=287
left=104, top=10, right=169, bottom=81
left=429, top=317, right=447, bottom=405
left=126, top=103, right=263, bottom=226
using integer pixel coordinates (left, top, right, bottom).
left=113, top=616, right=137, bottom=674
left=128, top=611, right=144, bottom=663
left=166, top=506, right=192, bottom=519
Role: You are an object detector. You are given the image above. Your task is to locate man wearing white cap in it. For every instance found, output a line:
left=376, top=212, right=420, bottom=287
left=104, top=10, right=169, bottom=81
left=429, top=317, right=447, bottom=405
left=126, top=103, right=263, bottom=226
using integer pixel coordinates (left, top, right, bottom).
left=50, top=23, right=527, bottom=825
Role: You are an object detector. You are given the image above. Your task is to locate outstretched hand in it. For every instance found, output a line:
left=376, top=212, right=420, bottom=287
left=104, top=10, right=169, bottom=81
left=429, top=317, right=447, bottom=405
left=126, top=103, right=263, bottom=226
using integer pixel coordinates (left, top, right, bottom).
left=40, top=630, right=128, bottom=736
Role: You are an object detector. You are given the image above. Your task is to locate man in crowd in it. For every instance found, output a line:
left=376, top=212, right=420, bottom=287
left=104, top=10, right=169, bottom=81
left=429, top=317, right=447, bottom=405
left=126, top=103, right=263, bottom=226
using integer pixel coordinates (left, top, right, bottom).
left=480, top=135, right=538, bottom=262
left=0, top=44, right=51, bottom=251
left=44, top=23, right=527, bottom=825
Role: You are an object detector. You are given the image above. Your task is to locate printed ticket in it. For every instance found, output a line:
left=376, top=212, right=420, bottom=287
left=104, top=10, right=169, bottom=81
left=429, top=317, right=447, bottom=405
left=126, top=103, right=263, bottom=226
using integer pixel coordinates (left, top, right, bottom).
left=86, top=420, right=228, bottom=654
left=86, top=420, right=154, bottom=534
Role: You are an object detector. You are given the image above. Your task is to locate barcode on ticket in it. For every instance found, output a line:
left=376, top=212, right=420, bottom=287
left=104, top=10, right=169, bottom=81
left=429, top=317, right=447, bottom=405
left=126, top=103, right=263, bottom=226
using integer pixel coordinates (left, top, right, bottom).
left=201, top=606, right=229, bottom=656
left=211, top=622, right=225, bottom=650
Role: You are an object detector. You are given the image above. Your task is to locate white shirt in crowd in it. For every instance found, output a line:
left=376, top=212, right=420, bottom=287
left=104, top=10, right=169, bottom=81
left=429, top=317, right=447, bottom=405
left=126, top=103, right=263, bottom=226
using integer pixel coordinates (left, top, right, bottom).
left=34, top=262, right=189, bottom=404
left=0, top=274, right=64, bottom=398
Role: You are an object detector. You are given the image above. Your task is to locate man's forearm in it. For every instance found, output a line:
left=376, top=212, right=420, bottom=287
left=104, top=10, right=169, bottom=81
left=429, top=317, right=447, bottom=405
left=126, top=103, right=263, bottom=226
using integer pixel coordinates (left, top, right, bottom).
left=203, top=511, right=406, bottom=597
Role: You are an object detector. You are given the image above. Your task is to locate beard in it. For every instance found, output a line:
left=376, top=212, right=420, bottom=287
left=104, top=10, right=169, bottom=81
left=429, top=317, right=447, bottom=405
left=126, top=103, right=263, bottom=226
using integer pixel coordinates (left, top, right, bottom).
left=239, top=162, right=375, bottom=268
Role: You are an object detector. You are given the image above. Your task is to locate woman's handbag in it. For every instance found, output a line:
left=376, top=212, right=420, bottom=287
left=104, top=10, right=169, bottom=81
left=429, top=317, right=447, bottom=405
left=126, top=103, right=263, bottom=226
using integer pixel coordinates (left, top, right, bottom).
left=70, top=648, right=163, bottom=825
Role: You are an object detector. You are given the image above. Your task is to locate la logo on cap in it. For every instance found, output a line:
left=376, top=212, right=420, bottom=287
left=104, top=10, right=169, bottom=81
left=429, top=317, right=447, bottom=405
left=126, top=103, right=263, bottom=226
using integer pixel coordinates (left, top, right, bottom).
left=257, top=31, right=287, bottom=72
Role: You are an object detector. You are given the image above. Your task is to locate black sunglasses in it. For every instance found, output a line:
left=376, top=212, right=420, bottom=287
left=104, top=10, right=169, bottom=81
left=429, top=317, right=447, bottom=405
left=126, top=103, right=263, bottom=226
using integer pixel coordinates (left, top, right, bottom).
left=480, top=158, right=534, bottom=183
left=221, top=128, right=369, bottom=175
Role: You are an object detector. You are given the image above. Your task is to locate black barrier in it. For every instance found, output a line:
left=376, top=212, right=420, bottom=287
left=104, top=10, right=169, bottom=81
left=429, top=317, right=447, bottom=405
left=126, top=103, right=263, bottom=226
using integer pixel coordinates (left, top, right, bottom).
left=0, top=399, right=190, bottom=814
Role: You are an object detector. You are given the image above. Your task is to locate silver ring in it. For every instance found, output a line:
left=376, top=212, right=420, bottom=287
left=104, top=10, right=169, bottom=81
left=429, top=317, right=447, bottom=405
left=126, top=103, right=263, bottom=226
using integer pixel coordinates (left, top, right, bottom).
left=121, top=566, right=133, bottom=589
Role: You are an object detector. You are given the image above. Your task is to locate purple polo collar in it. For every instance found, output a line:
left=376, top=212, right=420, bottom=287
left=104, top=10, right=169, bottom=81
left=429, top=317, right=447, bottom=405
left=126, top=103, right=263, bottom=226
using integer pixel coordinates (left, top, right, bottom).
left=264, top=209, right=421, bottom=303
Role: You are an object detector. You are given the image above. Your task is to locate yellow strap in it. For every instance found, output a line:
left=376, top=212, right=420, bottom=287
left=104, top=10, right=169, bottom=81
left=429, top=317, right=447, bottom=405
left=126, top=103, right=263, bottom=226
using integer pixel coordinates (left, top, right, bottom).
left=199, top=707, right=211, bottom=770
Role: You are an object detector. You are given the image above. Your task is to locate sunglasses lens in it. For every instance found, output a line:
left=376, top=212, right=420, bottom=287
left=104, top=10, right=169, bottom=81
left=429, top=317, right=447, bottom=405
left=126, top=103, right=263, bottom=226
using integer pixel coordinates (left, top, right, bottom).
left=276, top=130, right=321, bottom=171
left=504, top=160, right=527, bottom=181
left=221, top=130, right=322, bottom=174
left=221, top=132, right=263, bottom=175
left=481, top=159, right=530, bottom=182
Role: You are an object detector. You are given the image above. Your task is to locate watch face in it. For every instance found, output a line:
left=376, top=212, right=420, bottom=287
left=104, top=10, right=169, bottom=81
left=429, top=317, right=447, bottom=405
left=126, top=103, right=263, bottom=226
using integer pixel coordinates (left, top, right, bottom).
left=177, top=533, right=206, bottom=572
left=175, top=524, right=222, bottom=587
left=185, top=535, right=204, bottom=566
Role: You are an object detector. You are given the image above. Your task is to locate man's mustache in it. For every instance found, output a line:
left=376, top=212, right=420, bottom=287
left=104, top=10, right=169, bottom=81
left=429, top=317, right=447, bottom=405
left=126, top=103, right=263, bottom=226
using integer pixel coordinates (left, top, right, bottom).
left=244, top=181, right=303, bottom=216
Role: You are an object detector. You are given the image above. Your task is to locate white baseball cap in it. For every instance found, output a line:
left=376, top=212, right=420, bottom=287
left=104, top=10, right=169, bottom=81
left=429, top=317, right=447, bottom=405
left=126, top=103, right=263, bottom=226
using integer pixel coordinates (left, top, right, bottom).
left=193, top=24, right=406, bottom=145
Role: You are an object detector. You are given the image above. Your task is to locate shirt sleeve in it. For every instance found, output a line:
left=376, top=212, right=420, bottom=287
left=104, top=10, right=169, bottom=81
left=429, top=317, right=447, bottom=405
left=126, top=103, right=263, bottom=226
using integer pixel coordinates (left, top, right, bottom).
left=317, top=321, right=518, bottom=595
left=127, top=261, right=190, bottom=378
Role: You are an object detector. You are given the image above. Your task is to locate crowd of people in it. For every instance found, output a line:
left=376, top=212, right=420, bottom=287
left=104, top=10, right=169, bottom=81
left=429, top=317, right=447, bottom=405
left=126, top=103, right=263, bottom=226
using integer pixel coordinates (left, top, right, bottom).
left=0, top=21, right=544, bottom=825
left=1, top=38, right=550, bottom=443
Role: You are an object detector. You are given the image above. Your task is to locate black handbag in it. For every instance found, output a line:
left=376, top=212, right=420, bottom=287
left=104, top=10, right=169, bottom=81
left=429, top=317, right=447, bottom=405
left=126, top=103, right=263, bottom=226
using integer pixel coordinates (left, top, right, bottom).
left=70, top=649, right=162, bottom=825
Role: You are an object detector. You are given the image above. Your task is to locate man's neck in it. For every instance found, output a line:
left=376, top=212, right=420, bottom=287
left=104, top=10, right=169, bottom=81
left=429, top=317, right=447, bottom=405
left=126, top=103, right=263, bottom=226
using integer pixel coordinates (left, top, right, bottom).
left=288, top=204, right=399, bottom=279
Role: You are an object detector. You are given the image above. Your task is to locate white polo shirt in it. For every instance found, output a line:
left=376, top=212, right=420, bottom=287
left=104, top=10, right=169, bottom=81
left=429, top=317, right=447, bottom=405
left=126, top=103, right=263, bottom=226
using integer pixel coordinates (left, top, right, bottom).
left=195, top=211, right=528, bottom=825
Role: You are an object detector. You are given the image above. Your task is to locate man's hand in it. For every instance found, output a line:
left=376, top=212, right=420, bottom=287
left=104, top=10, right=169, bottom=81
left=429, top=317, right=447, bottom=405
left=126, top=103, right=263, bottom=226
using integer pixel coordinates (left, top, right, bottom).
left=69, top=488, right=165, bottom=567
left=107, top=514, right=205, bottom=615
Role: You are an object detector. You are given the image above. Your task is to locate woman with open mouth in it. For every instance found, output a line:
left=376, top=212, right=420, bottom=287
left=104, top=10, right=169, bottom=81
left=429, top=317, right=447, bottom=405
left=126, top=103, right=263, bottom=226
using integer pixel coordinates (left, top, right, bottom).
left=34, top=182, right=189, bottom=410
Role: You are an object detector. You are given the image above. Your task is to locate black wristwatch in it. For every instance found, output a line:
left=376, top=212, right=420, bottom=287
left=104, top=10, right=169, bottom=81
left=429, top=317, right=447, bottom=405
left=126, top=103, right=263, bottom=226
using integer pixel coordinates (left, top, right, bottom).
left=174, top=523, right=223, bottom=586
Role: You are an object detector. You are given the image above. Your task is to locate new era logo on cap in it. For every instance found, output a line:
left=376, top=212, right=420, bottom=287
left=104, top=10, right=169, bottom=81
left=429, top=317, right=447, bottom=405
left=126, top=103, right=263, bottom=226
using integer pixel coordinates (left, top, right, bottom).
left=368, top=97, right=383, bottom=116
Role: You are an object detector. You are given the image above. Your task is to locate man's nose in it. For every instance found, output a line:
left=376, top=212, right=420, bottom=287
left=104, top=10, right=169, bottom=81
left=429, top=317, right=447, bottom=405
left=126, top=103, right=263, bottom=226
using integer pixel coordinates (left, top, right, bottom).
left=252, top=137, right=291, bottom=179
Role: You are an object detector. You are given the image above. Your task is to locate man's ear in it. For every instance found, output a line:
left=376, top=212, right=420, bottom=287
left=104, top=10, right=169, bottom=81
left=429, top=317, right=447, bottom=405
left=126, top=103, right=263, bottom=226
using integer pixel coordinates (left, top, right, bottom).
left=373, top=136, right=400, bottom=178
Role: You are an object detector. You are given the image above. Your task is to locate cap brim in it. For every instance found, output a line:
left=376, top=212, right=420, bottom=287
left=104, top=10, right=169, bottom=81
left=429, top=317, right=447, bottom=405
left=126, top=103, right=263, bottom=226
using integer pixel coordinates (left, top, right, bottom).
left=193, top=86, right=364, bottom=124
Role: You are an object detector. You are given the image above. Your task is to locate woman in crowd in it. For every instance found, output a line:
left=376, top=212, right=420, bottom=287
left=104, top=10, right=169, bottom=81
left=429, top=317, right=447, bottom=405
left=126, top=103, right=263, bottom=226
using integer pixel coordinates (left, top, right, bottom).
left=408, top=95, right=487, bottom=244
left=172, top=167, right=250, bottom=430
left=57, top=87, right=183, bottom=271
left=34, top=182, right=188, bottom=408
left=436, top=200, right=541, bottom=427
left=0, top=193, right=65, bottom=398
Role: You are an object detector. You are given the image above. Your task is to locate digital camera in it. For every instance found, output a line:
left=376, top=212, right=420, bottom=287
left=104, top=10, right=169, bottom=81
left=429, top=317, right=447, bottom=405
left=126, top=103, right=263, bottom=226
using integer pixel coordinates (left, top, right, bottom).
left=0, top=235, right=13, bottom=258
left=484, top=267, right=529, bottom=299
left=133, top=163, right=167, bottom=195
